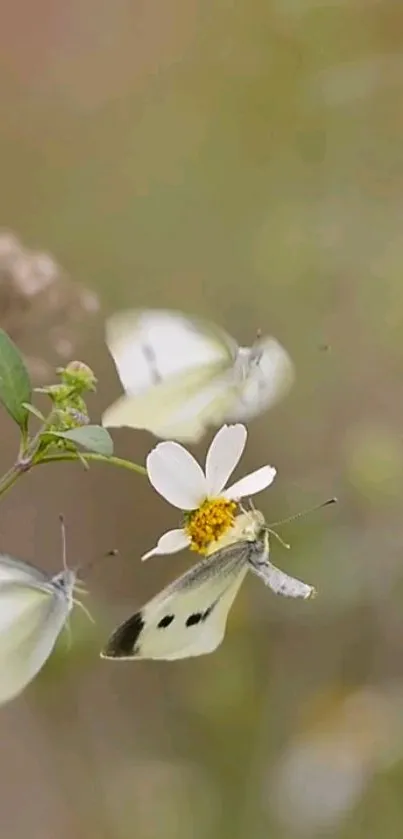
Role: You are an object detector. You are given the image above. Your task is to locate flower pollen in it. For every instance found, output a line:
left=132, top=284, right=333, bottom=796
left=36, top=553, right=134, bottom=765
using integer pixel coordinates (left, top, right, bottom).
left=185, top=498, right=237, bottom=554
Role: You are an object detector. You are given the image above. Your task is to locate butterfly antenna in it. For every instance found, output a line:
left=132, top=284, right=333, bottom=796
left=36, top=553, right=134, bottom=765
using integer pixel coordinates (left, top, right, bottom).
left=269, top=497, right=337, bottom=529
left=59, top=514, right=68, bottom=572
left=77, top=548, right=119, bottom=580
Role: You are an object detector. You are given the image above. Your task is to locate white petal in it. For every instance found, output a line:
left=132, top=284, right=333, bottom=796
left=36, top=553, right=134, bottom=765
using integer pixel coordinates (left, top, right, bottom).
left=205, top=424, right=247, bottom=495
left=141, top=529, right=190, bottom=561
left=146, top=441, right=207, bottom=509
left=224, top=465, right=277, bottom=500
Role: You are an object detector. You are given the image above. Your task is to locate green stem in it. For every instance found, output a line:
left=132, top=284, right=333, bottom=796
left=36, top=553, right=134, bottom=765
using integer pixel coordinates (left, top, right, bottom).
left=0, top=463, right=24, bottom=497
left=0, top=450, right=146, bottom=503
left=38, top=451, right=147, bottom=475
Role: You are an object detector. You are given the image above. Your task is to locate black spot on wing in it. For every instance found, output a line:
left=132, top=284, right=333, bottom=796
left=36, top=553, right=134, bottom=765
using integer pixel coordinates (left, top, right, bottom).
left=142, top=343, right=162, bottom=384
left=158, top=614, right=174, bottom=629
left=102, top=612, right=145, bottom=658
left=185, top=603, right=216, bottom=627
left=186, top=612, right=202, bottom=627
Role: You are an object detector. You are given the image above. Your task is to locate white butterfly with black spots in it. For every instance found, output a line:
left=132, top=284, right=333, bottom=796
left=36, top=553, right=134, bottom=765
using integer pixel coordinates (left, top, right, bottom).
left=102, top=309, right=294, bottom=442
left=101, top=511, right=315, bottom=662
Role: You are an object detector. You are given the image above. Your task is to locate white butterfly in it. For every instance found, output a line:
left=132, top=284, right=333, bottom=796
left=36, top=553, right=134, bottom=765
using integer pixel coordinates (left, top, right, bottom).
left=102, top=309, right=294, bottom=442
left=0, top=520, right=85, bottom=705
left=101, top=511, right=315, bottom=662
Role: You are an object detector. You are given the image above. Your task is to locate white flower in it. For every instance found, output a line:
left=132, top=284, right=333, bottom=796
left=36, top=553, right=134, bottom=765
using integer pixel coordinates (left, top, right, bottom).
left=142, top=423, right=276, bottom=559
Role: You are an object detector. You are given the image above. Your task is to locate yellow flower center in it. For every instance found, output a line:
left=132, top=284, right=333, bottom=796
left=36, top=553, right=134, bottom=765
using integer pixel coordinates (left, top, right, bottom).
left=184, top=498, right=237, bottom=554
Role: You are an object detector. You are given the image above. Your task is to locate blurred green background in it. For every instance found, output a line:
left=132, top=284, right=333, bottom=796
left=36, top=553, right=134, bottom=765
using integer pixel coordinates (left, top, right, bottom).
left=2, top=1, right=403, bottom=837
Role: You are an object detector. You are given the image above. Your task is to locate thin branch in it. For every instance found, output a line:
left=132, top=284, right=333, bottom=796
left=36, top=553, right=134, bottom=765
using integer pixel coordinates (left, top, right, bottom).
left=38, top=451, right=147, bottom=476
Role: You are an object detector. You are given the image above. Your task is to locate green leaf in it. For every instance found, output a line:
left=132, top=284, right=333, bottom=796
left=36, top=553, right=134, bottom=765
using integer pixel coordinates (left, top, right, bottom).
left=0, top=330, right=31, bottom=428
left=48, top=425, right=114, bottom=456
left=21, top=402, right=45, bottom=422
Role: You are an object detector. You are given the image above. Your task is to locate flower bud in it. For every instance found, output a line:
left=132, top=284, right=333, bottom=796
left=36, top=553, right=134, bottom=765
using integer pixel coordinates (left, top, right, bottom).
left=58, top=361, right=97, bottom=392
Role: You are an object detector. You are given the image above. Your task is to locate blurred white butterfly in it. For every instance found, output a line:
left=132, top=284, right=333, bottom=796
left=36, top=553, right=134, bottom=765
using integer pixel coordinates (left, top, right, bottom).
left=101, top=509, right=316, bottom=662
left=102, top=309, right=294, bottom=442
left=0, top=518, right=88, bottom=705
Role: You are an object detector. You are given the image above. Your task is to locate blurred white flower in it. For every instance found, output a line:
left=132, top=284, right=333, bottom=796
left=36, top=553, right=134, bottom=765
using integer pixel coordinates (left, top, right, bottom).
left=142, top=423, right=276, bottom=559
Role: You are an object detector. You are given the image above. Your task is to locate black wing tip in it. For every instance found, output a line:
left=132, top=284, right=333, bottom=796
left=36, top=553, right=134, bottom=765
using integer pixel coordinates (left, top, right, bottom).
left=101, top=611, right=145, bottom=659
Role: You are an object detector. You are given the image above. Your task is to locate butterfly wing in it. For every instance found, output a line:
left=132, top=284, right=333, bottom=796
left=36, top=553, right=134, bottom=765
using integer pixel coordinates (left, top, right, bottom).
left=225, top=337, right=295, bottom=423
left=105, top=309, right=237, bottom=393
left=102, top=309, right=238, bottom=441
left=102, top=368, right=237, bottom=442
left=0, top=553, right=50, bottom=586
left=101, top=542, right=251, bottom=661
left=0, top=575, right=74, bottom=704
